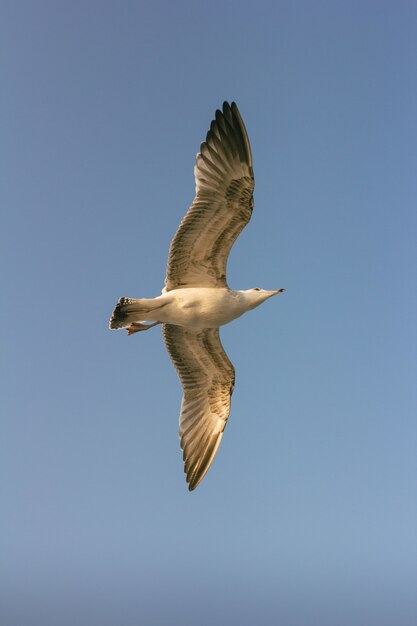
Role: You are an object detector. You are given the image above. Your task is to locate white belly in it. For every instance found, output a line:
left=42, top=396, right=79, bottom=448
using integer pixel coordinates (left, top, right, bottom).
left=156, top=287, right=248, bottom=329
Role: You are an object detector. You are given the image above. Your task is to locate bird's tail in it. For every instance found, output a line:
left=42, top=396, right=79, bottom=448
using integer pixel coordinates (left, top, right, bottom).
left=109, top=297, right=160, bottom=330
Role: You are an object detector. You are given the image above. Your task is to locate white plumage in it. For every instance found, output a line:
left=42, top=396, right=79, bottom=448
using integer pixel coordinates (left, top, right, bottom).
left=110, top=102, right=284, bottom=491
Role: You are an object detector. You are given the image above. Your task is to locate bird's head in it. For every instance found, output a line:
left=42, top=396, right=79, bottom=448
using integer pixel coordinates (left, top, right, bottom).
left=243, top=287, right=285, bottom=310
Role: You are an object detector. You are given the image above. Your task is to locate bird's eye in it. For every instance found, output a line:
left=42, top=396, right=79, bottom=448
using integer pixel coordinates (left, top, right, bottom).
left=254, top=287, right=261, bottom=291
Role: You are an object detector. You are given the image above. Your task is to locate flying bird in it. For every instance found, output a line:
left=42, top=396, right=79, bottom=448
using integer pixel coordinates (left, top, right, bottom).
left=109, top=102, right=285, bottom=491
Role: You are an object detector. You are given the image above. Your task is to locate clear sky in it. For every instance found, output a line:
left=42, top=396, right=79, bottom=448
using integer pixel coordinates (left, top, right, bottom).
left=2, top=1, right=416, bottom=625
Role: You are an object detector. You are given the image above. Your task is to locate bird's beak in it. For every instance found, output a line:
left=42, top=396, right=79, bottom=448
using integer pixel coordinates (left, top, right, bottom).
left=269, top=289, right=286, bottom=296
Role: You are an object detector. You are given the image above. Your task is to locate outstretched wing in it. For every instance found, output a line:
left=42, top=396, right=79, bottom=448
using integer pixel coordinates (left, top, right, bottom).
left=164, top=102, right=254, bottom=291
left=163, top=324, right=235, bottom=491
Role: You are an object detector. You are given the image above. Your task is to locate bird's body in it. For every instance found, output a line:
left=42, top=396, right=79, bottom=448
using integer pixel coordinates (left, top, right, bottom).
left=110, top=102, right=284, bottom=490
left=111, top=287, right=281, bottom=331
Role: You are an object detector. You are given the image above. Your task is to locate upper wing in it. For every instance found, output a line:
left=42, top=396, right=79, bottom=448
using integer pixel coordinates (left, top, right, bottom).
left=163, top=323, right=235, bottom=491
left=164, top=102, right=254, bottom=291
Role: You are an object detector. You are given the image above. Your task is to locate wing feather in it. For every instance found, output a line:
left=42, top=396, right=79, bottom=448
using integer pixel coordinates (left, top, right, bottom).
left=164, top=102, right=254, bottom=291
left=163, top=324, right=235, bottom=491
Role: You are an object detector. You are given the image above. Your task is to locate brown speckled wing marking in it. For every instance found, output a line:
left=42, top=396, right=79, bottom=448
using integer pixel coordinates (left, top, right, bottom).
left=163, top=323, right=235, bottom=491
left=164, top=102, right=254, bottom=291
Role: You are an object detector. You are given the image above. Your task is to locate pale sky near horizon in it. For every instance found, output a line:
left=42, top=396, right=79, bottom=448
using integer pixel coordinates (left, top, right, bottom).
left=2, top=1, right=417, bottom=625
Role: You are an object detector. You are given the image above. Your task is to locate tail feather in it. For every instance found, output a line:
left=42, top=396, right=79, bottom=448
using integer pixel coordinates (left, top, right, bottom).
left=109, top=297, right=154, bottom=330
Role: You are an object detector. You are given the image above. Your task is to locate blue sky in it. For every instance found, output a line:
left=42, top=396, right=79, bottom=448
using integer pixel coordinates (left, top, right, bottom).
left=2, top=1, right=416, bottom=624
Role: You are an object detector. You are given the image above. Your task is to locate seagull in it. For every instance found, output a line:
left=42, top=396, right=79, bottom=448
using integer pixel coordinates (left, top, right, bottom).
left=109, top=102, right=285, bottom=491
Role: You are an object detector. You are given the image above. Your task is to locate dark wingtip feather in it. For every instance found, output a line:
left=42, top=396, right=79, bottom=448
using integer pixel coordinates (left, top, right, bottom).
left=230, top=102, right=253, bottom=168
left=184, top=433, right=222, bottom=492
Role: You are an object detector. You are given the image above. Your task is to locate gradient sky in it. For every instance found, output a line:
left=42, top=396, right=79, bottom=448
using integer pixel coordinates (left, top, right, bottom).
left=2, top=1, right=416, bottom=625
